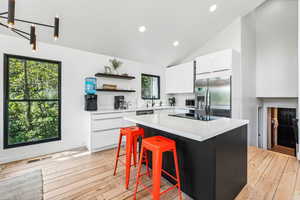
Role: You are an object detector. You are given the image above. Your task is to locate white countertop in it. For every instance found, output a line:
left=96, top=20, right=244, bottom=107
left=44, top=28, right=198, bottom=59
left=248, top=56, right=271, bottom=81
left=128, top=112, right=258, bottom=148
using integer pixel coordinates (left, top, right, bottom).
left=90, top=106, right=194, bottom=114
left=124, top=113, right=248, bottom=142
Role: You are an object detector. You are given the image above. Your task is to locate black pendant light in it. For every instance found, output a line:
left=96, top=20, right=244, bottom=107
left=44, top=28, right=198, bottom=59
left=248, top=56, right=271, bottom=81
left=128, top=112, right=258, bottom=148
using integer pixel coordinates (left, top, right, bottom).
left=0, top=0, right=60, bottom=51
left=54, top=17, right=59, bottom=40
left=30, top=25, right=36, bottom=51
left=7, top=0, right=15, bottom=27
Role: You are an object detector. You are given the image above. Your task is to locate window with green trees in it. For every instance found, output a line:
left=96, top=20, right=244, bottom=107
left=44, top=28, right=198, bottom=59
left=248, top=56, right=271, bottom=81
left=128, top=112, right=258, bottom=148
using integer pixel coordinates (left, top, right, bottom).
left=141, top=74, right=160, bottom=100
left=4, top=54, right=61, bottom=149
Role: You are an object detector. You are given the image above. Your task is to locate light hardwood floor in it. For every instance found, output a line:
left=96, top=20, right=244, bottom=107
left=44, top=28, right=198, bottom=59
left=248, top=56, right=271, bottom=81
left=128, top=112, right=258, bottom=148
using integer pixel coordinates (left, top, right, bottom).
left=0, top=146, right=299, bottom=200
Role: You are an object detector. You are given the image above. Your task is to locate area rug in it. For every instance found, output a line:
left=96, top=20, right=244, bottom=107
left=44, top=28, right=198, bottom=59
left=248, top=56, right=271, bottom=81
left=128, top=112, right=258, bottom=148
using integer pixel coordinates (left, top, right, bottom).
left=0, top=169, right=43, bottom=200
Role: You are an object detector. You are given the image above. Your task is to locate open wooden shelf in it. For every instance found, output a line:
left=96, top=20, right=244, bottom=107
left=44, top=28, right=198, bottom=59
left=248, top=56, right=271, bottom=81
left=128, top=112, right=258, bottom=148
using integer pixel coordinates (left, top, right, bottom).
left=96, top=89, right=136, bottom=92
left=95, top=73, right=135, bottom=80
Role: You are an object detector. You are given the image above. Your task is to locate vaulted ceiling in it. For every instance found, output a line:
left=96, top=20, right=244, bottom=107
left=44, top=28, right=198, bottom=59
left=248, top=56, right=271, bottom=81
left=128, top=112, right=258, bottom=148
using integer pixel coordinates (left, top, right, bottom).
left=0, top=0, right=266, bottom=65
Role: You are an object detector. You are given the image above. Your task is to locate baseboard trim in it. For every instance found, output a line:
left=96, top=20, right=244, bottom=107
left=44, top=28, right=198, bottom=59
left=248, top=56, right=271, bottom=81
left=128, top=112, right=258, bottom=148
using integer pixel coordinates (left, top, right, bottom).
left=1, top=144, right=85, bottom=164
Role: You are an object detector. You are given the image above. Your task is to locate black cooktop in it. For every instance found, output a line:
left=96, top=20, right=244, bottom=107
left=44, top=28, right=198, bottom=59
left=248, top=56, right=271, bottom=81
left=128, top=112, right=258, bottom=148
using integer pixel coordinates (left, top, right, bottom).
left=168, top=113, right=219, bottom=121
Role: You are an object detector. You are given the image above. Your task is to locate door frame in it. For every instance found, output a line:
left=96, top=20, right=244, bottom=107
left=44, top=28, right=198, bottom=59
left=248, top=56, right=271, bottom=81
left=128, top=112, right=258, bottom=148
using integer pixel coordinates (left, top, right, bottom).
left=260, top=99, right=298, bottom=159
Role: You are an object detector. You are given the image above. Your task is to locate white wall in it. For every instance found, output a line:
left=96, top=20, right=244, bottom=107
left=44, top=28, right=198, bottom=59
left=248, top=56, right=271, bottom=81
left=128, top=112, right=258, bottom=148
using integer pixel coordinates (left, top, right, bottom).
left=183, top=18, right=242, bottom=62
left=256, top=0, right=298, bottom=98
left=241, top=12, right=259, bottom=146
left=0, top=34, right=165, bottom=163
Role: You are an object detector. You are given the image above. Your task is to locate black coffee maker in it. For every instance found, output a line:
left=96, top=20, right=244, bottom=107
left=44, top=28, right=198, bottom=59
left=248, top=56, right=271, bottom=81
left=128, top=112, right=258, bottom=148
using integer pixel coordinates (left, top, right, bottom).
left=168, top=97, right=176, bottom=106
left=114, top=96, right=125, bottom=109
left=85, top=95, right=98, bottom=111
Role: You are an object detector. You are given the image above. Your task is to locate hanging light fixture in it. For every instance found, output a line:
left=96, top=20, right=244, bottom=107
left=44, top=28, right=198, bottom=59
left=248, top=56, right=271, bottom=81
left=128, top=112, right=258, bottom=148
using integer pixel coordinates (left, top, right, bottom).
left=54, top=17, right=59, bottom=40
left=0, top=0, right=60, bottom=51
left=30, top=25, right=36, bottom=51
left=7, top=0, right=15, bottom=28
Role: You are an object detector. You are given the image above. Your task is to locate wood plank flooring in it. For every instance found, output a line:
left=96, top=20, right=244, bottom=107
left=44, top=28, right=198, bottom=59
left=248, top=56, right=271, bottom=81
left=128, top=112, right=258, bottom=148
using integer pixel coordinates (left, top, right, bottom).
left=270, top=145, right=296, bottom=157
left=0, top=146, right=299, bottom=200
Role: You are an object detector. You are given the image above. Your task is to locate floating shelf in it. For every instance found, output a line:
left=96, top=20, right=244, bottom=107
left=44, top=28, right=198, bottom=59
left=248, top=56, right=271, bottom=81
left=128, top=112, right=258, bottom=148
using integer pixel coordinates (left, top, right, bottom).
left=96, top=89, right=136, bottom=92
left=95, top=73, right=135, bottom=80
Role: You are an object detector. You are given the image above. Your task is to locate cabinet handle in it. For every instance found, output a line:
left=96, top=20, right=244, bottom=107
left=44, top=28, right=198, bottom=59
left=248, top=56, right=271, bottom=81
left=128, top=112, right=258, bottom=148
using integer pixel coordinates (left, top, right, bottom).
left=93, top=117, right=122, bottom=121
left=92, top=127, right=123, bottom=132
left=196, top=72, right=211, bottom=75
left=212, top=69, right=231, bottom=73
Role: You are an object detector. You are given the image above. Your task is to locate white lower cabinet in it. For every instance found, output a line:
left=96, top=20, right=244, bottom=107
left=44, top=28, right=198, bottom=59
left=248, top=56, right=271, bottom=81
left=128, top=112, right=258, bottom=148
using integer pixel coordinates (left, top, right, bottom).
left=88, top=108, right=175, bottom=153
left=89, top=112, right=135, bottom=152
left=92, top=118, right=125, bottom=132
left=91, top=129, right=121, bottom=152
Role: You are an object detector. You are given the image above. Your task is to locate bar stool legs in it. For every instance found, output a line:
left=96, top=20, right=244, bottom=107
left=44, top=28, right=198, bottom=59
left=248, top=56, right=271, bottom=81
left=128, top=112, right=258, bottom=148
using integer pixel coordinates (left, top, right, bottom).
left=113, top=133, right=123, bottom=176
left=113, top=127, right=145, bottom=189
left=134, top=136, right=182, bottom=200
left=134, top=147, right=151, bottom=200
left=173, top=148, right=182, bottom=200
left=152, top=151, right=163, bottom=200
left=125, top=132, right=133, bottom=189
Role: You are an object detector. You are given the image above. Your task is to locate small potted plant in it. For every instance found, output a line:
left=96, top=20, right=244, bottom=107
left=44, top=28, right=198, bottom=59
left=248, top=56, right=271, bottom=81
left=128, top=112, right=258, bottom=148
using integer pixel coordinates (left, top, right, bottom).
left=107, top=58, right=123, bottom=75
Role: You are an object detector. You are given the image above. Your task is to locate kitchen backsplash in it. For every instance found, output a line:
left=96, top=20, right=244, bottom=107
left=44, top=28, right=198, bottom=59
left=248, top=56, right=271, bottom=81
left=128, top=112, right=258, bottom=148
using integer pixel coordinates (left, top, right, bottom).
left=97, top=92, right=168, bottom=109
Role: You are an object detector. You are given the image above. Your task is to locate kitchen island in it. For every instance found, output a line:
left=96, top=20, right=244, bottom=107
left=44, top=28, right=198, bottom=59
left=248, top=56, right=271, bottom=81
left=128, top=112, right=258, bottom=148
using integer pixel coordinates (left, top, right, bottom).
left=124, top=113, right=248, bottom=200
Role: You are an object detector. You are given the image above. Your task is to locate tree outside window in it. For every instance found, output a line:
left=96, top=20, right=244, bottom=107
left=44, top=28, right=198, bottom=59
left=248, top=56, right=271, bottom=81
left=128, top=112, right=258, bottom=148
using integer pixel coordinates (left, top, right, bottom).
left=4, top=54, right=61, bottom=149
left=141, top=74, right=160, bottom=99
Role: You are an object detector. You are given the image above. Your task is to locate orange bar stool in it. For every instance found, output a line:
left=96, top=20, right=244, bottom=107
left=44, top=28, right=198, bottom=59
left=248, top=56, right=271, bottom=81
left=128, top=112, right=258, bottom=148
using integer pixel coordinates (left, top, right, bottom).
left=113, top=126, right=148, bottom=189
left=134, top=136, right=182, bottom=200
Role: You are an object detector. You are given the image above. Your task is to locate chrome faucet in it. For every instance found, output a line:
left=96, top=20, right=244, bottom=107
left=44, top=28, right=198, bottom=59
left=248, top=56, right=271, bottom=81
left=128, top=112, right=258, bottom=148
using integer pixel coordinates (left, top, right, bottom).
left=151, top=96, right=155, bottom=107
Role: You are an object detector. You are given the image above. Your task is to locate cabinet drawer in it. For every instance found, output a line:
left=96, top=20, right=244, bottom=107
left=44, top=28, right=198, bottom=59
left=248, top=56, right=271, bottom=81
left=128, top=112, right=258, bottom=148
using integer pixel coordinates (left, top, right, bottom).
left=175, top=109, right=188, bottom=114
left=92, top=118, right=124, bottom=131
left=91, top=129, right=120, bottom=151
left=92, top=112, right=123, bottom=120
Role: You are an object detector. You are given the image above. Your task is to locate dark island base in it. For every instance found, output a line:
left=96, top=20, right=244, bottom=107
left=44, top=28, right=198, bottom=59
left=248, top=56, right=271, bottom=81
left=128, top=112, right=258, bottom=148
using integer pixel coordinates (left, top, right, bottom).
left=138, top=124, right=248, bottom=200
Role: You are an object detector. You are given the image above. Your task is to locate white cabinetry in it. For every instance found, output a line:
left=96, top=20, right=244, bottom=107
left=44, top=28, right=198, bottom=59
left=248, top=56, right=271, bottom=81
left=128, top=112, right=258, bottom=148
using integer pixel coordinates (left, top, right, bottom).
left=165, top=67, right=177, bottom=94
left=196, top=49, right=233, bottom=74
left=196, top=54, right=214, bottom=74
left=88, top=108, right=174, bottom=153
left=88, top=111, right=135, bottom=152
left=165, top=61, right=194, bottom=94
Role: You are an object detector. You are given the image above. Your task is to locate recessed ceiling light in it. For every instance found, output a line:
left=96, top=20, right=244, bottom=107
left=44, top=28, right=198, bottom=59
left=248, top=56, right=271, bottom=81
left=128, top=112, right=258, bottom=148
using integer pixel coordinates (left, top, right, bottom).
left=139, top=26, right=146, bottom=33
left=209, top=4, right=217, bottom=12
left=173, top=41, right=179, bottom=47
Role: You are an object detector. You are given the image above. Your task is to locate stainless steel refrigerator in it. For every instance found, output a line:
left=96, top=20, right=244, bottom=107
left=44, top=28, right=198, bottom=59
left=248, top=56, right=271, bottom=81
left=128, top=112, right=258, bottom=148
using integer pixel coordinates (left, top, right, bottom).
left=195, top=72, right=231, bottom=118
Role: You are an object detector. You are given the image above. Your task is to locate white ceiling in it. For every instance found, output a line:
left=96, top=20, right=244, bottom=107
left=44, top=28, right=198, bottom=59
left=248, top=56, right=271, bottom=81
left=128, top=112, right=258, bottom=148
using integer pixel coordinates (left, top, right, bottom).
left=0, top=0, right=266, bottom=66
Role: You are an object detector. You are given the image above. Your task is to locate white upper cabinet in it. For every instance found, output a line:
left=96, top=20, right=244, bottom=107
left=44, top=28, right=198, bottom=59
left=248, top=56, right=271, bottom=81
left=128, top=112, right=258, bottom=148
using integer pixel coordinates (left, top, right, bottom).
left=165, top=61, right=194, bottom=94
left=196, top=54, right=213, bottom=74
left=196, top=49, right=233, bottom=74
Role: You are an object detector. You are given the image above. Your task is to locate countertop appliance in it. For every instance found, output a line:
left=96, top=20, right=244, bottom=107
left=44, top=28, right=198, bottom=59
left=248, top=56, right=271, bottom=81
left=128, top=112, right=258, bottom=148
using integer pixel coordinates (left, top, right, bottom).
left=136, top=109, right=154, bottom=115
left=168, top=97, right=176, bottom=106
left=185, top=99, right=195, bottom=107
left=169, top=113, right=219, bottom=121
left=114, top=96, right=125, bottom=110
left=85, top=94, right=97, bottom=111
left=195, top=72, right=232, bottom=119
left=84, top=77, right=97, bottom=111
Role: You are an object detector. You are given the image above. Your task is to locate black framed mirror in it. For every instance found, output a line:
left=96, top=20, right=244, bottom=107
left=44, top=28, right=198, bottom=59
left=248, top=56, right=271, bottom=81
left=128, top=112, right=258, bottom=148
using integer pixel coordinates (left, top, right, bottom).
left=141, top=73, right=160, bottom=100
